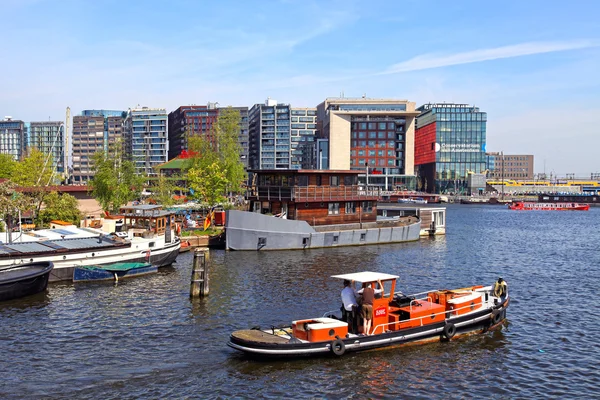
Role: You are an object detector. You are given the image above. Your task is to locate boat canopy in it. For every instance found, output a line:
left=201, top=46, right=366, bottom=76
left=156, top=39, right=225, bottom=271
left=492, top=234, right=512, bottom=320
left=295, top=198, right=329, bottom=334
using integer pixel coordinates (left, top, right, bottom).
left=331, top=271, right=399, bottom=283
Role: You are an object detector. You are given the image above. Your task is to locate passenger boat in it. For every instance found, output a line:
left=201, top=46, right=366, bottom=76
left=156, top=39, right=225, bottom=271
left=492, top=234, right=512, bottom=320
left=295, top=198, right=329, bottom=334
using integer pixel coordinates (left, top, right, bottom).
left=508, top=201, right=589, bottom=211
left=0, top=261, right=54, bottom=301
left=73, top=262, right=156, bottom=282
left=228, top=272, right=509, bottom=358
left=0, top=205, right=180, bottom=282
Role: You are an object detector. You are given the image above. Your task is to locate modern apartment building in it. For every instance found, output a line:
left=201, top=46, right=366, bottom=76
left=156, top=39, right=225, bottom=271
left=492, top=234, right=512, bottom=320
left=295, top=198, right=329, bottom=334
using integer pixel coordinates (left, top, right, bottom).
left=29, top=121, right=65, bottom=176
left=123, top=107, right=168, bottom=177
left=414, top=103, right=487, bottom=193
left=316, top=97, right=419, bottom=189
left=72, top=110, right=125, bottom=184
left=0, top=117, right=26, bottom=160
left=167, top=104, right=219, bottom=160
left=486, top=153, right=534, bottom=180
left=248, top=99, right=291, bottom=170
left=290, top=107, right=317, bottom=169
left=167, top=104, right=250, bottom=168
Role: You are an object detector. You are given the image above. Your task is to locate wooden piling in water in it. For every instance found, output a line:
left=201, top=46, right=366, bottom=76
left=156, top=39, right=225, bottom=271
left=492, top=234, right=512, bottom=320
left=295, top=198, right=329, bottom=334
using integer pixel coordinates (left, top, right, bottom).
left=190, top=247, right=209, bottom=297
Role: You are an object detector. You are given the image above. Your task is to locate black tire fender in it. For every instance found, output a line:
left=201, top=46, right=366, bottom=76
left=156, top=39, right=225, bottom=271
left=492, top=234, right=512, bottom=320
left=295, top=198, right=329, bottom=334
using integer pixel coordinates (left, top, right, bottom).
left=330, top=338, right=346, bottom=356
left=443, top=322, right=456, bottom=339
left=491, top=310, right=502, bottom=325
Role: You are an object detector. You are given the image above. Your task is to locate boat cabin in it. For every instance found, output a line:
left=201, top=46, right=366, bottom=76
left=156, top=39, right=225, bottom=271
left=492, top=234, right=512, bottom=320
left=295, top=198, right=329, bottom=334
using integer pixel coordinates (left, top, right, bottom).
left=115, top=205, right=175, bottom=239
left=246, top=169, right=379, bottom=226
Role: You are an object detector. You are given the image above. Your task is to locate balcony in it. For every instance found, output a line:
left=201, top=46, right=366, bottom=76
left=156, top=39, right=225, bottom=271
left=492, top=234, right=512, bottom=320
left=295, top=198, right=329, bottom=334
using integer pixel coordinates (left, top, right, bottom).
left=247, top=185, right=380, bottom=202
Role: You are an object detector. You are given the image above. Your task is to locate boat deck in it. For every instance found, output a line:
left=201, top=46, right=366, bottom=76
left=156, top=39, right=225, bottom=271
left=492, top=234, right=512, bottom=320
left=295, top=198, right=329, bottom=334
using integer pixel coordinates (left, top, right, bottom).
left=232, top=329, right=292, bottom=344
left=0, top=236, right=128, bottom=259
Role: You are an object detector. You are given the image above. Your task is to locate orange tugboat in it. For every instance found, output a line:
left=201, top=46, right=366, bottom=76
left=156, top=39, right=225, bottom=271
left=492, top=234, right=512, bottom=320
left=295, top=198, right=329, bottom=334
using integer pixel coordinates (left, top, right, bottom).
left=508, top=201, right=589, bottom=211
left=228, top=272, right=509, bottom=358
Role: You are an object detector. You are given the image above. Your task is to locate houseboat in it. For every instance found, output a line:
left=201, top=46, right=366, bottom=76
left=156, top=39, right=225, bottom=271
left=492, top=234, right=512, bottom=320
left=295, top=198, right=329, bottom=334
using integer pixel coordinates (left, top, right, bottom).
left=0, top=205, right=180, bottom=282
left=225, top=170, right=421, bottom=251
left=228, top=271, right=509, bottom=358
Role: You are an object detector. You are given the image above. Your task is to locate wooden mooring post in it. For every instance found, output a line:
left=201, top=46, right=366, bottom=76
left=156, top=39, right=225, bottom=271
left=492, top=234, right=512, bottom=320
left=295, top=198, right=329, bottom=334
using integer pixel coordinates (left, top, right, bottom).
left=190, top=247, right=209, bottom=297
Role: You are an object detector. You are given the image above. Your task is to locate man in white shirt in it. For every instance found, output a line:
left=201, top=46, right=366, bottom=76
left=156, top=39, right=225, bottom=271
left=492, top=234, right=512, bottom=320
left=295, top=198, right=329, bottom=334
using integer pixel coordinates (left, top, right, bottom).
left=341, top=280, right=359, bottom=333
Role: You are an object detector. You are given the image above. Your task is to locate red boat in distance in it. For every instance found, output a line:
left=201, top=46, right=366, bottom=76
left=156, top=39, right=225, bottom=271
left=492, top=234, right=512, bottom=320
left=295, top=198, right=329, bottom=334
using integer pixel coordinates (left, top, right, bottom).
left=508, top=201, right=590, bottom=211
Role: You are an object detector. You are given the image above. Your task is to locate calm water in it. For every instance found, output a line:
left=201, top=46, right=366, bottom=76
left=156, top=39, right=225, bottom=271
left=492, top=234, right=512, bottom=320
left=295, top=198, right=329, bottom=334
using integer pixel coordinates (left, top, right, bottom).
left=1, top=205, right=600, bottom=399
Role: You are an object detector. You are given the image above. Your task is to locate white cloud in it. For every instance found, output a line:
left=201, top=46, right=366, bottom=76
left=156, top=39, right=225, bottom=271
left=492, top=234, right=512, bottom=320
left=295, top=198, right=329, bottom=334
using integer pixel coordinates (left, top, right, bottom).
left=381, top=40, right=599, bottom=74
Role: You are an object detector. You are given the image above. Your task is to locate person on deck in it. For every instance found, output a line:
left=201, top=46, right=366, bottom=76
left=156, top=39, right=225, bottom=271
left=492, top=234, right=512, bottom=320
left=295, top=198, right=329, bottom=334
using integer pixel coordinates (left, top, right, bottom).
left=358, top=280, right=383, bottom=335
left=494, top=277, right=508, bottom=302
left=341, top=280, right=359, bottom=334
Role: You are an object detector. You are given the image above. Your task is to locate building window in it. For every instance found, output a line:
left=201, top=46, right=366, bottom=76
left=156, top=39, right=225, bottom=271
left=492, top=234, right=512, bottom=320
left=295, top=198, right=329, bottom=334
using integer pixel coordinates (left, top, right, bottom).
left=345, top=201, right=356, bottom=214
left=328, top=203, right=340, bottom=215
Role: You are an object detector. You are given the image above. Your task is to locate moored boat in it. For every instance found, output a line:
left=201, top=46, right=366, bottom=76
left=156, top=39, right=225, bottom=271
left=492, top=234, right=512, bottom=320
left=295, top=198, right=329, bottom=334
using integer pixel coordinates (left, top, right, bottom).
left=0, top=262, right=54, bottom=301
left=73, top=262, right=156, bottom=282
left=508, top=201, right=589, bottom=211
left=228, top=272, right=509, bottom=358
left=0, top=204, right=181, bottom=282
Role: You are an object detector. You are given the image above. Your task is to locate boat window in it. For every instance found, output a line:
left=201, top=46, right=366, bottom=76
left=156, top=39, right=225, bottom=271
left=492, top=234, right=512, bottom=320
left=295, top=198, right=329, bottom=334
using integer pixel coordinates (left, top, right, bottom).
left=360, top=233, right=366, bottom=241
left=316, top=175, right=322, bottom=186
left=333, top=235, right=339, bottom=244
left=297, top=176, right=308, bottom=186
left=330, top=176, right=340, bottom=187
left=149, top=242, right=155, bottom=248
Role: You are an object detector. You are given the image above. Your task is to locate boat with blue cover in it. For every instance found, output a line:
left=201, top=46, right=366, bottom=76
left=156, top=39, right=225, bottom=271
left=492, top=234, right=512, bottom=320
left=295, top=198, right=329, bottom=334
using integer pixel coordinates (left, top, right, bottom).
left=73, top=262, right=156, bottom=282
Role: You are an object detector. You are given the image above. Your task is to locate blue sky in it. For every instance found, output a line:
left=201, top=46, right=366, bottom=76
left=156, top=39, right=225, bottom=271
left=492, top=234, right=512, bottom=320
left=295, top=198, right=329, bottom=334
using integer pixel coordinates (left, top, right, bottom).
left=1, top=0, right=599, bottom=175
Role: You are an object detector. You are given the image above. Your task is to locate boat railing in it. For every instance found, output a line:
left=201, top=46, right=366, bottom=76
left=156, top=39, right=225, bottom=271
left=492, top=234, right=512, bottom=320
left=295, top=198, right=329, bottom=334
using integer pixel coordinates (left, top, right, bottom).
left=247, top=185, right=380, bottom=202
left=322, top=310, right=341, bottom=318
left=371, top=297, right=488, bottom=335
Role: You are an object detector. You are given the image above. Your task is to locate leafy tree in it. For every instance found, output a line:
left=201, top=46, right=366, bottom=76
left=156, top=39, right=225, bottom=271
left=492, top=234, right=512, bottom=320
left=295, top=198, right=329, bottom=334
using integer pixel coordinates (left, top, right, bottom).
left=0, top=181, right=34, bottom=237
left=12, top=149, right=56, bottom=217
left=0, top=154, right=16, bottom=179
left=186, top=108, right=245, bottom=204
left=188, top=162, right=227, bottom=206
left=89, top=140, right=146, bottom=213
left=37, top=191, right=82, bottom=227
left=12, top=148, right=55, bottom=187
left=150, top=174, right=181, bottom=207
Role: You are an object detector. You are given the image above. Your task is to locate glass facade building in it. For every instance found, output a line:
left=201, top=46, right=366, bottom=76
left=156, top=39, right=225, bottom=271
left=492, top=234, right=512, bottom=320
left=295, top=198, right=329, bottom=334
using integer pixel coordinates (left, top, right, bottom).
left=124, top=107, right=168, bottom=177
left=0, top=117, right=26, bottom=160
left=290, top=108, right=317, bottom=169
left=29, top=121, right=66, bottom=176
left=248, top=99, right=291, bottom=170
left=415, top=103, right=487, bottom=194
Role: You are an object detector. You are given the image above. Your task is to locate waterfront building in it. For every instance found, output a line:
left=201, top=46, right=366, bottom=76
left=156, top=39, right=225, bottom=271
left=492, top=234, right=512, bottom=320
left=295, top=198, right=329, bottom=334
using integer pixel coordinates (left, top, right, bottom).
left=29, top=121, right=65, bottom=176
left=414, top=103, right=487, bottom=194
left=168, top=104, right=250, bottom=168
left=71, top=110, right=125, bottom=184
left=248, top=99, right=291, bottom=170
left=290, top=107, right=317, bottom=169
left=0, top=117, right=26, bottom=160
left=486, top=152, right=534, bottom=180
left=123, top=107, right=168, bottom=177
left=315, top=97, right=419, bottom=190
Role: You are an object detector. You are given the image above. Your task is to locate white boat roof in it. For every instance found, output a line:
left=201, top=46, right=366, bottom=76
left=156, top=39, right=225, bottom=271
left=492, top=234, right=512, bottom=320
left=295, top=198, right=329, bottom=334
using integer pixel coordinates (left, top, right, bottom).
left=331, top=271, right=399, bottom=282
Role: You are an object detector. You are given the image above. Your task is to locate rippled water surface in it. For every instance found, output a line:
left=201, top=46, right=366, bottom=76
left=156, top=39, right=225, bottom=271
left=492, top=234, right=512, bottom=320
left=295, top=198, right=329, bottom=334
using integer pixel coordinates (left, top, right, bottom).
left=1, top=205, right=600, bottom=399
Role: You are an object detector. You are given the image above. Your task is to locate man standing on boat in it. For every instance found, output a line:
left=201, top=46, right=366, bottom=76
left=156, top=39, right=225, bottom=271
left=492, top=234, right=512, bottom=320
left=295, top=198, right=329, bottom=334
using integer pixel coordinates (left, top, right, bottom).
left=341, top=280, right=359, bottom=334
left=358, top=280, right=383, bottom=335
left=494, top=277, right=508, bottom=303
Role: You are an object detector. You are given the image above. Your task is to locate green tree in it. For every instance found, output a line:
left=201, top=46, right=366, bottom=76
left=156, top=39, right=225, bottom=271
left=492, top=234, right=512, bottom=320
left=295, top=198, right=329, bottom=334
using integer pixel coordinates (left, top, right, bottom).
left=150, top=174, right=181, bottom=207
left=37, top=191, right=82, bottom=227
left=89, top=140, right=146, bottom=213
left=188, top=162, right=227, bottom=206
left=0, top=181, right=35, bottom=237
left=186, top=108, right=245, bottom=198
left=0, top=154, right=16, bottom=179
left=12, top=148, right=57, bottom=218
